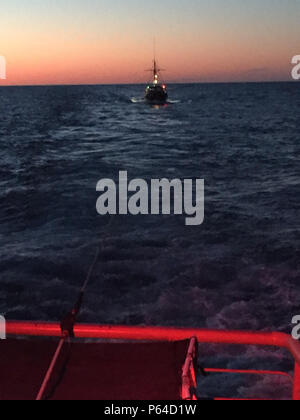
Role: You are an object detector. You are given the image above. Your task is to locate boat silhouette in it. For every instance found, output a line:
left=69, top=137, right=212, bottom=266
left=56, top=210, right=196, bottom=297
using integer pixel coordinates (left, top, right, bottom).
left=145, top=58, right=168, bottom=104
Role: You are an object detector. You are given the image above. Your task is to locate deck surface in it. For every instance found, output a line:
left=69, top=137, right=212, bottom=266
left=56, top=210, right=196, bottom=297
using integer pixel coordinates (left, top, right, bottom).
left=0, top=338, right=189, bottom=400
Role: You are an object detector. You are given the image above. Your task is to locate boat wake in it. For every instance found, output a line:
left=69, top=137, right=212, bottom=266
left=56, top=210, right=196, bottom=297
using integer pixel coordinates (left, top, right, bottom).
left=130, top=97, right=145, bottom=104
left=168, top=99, right=181, bottom=104
left=130, top=97, right=181, bottom=105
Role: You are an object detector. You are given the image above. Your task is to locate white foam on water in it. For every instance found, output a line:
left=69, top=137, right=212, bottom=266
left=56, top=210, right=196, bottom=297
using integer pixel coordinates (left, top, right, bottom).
left=130, top=97, right=145, bottom=103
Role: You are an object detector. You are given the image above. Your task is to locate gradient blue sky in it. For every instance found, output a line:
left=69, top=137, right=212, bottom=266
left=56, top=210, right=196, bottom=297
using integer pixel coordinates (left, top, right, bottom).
left=1, top=0, right=299, bottom=84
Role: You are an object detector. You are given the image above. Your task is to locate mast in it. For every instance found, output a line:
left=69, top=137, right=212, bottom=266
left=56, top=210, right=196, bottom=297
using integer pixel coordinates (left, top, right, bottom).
left=146, top=39, right=165, bottom=86
left=153, top=38, right=159, bottom=84
left=153, top=59, right=159, bottom=84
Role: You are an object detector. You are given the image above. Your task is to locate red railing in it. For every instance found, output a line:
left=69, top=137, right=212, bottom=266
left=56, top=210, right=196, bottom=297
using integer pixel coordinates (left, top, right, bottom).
left=6, top=321, right=300, bottom=400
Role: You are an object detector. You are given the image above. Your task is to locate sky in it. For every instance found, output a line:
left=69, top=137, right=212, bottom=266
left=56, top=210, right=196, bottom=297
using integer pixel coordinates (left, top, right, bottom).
left=0, top=0, right=299, bottom=85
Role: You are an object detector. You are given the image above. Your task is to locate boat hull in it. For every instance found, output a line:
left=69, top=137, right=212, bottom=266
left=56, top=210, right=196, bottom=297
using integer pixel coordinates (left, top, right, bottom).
left=145, top=85, right=168, bottom=104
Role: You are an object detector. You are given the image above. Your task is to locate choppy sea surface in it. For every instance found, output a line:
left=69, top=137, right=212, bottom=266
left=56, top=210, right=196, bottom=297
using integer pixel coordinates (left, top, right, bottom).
left=0, top=83, right=300, bottom=398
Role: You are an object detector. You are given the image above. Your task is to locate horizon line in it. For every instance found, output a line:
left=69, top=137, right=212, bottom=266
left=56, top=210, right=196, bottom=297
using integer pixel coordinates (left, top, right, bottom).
left=0, top=80, right=296, bottom=88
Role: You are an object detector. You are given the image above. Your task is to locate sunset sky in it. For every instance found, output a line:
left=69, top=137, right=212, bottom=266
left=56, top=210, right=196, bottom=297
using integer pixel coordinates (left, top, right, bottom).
left=0, top=0, right=299, bottom=85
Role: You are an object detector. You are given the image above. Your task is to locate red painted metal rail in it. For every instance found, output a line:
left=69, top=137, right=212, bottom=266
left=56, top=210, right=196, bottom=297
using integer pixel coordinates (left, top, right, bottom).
left=5, top=322, right=300, bottom=400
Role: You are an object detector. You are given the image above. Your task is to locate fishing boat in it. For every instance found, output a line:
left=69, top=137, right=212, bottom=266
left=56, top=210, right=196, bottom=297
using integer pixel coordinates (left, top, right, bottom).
left=1, top=321, right=300, bottom=400
left=145, top=59, right=168, bottom=104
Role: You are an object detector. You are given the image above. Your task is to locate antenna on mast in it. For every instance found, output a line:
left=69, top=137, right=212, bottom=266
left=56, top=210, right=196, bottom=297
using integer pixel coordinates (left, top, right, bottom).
left=153, top=37, right=157, bottom=81
left=145, top=38, right=165, bottom=85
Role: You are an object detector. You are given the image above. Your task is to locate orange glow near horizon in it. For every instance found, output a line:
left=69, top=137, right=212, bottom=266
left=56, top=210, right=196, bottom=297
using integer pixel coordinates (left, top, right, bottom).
left=0, top=1, right=299, bottom=86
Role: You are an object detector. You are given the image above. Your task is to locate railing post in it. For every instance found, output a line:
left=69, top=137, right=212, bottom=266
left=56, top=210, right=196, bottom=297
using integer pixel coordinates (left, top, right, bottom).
left=293, top=362, right=300, bottom=401
left=182, top=338, right=197, bottom=400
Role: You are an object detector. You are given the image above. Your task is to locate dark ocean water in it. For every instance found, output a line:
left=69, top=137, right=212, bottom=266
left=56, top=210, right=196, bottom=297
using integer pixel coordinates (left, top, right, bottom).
left=0, top=82, right=300, bottom=398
